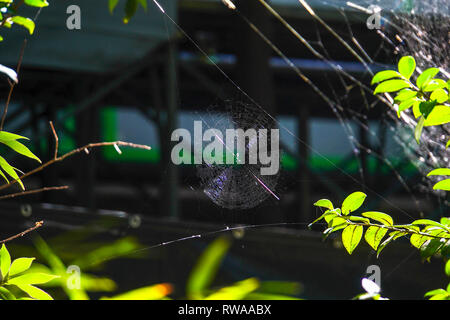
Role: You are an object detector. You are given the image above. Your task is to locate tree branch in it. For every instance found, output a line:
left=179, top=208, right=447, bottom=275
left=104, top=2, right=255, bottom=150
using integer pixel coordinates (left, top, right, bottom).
left=0, top=220, right=43, bottom=244
left=0, top=141, right=151, bottom=192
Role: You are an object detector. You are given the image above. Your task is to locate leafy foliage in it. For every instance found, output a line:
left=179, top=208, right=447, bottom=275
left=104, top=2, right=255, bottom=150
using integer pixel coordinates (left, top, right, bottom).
left=0, top=0, right=48, bottom=41
left=372, top=56, right=449, bottom=144
left=311, top=192, right=450, bottom=259
left=0, top=244, right=58, bottom=300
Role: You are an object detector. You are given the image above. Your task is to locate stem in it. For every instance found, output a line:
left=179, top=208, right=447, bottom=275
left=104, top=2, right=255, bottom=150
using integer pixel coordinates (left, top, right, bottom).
left=0, top=220, right=43, bottom=244
left=0, top=141, right=151, bottom=192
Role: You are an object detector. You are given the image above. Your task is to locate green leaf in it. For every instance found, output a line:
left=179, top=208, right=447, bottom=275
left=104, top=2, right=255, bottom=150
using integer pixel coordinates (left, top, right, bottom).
left=427, top=168, right=450, bottom=177
left=8, top=258, right=35, bottom=277
left=123, top=0, right=138, bottom=24
left=308, top=209, right=337, bottom=228
left=364, top=226, right=388, bottom=250
left=447, top=140, right=450, bottom=149
left=0, top=286, right=15, bottom=300
left=0, top=131, right=29, bottom=142
left=341, top=191, right=366, bottom=215
left=7, top=273, right=59, bottom=286
left=412, top=219, right=450, bottom=231
left=441, top=217, right=450, bottom=227
left=347, top=216, right=370, bottom=223
left=313, top=199, right=333, bottom=210
left=398, top=56, right=415, bottom=79
left=24, top=0, right=49, bottom=7
left=423, top=78, right=448, bottom=92
left=361, top=211, right=393, bottom=226
left=433, top=179, right=450, bottom=191
left=186, top=236, right=231, bottom=299
left=10, top=16, right=35, bottom=34
left=395, top=89, right=417, bottom=102
left=108, top=0, right=120, bottom=13
left=0, top=139, right=41, bottom=163
left=16, top=284, right=53, bottom=300
left=425, top=288, right=447, bottom=297
left=414, top=115, right=425, bottom=144
left=0, top=155, right=24, bottom=190
left=423, top=105, right=450, bottom=127
left=430, top=88, right=448, bottom=104
left=397, top=97, right=418, bottom=115
left=204, top=278, right=259, bottom=300
left=416, top=68, right=440, bottom=89
left=374, top=79, right=411, bottom=94
left=0, top=244, right=11, bottom=280
left=341, top=225, right=363, bottom=255
left=420, top=239, right=444, bottom=260
left=410, top=234, right=430, bottom=249
left=371, top=70, right=402, bottom=85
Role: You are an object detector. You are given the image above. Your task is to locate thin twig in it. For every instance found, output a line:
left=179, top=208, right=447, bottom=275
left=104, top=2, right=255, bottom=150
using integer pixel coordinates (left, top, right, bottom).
left=0, top=141, right=151, bottom=192
left=0, top=39, right=27, bottom=131
left=49, top=121, right=58, bottom=159
left=0, top=220, right=43, bottom=244
left=0, top=185, right=68, bottom=200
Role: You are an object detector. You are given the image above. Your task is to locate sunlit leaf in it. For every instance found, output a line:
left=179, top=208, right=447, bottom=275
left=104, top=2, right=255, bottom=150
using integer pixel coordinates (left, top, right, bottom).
left=423, top=105, right=450, bottom=127
left=16, top=284, right=52, bottom=300
left=412, top=219, right=450, bottom=231
left=0, top=244, right=11, bottom=280
left=8, top=258, right=35, bottom=277
left=433, top=179, right=450, bottom=191
left=374, top=79, right=411, bottom=94
left=0, top=155, right=24, bottom=190
left=10, top=16, right=35, bottom=34
left=361, top=211, right=393, bottom=226
left=414, top=115, right=425, bottom=144
left=371, top=70, right=401, bottom=85
left=423, top=78, right=448, bottom=92
left=427, top=168, right=450, bottom=177
left=7, top=273, right=59, bottom=286
left=341, top=225, right=363, bottom=255
left=416, top=68, right=440, bottom=89
left=364, top=226, right=388, bottom=250
left=430, top=88, right=449, bottom=104
left=397, top=56, right=415, bottom=79
left=24, top=0, right=49, bottom=7
left=395, top=89, right=417, bottom=102
left=0, top=287, right=15, bottom=300
left=0, top=139, right=41, bottom=163
left=313, top=199, right=333, bottom=210
left=341, top=191, right=366, bottom=215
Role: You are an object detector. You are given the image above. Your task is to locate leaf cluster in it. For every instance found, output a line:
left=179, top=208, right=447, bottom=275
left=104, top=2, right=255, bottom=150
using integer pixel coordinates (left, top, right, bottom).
left=0, top=0, right=49, bottom=41
left=0, top=244, right=58, bottom=299
left=311, top=192, right=450, bottom=260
